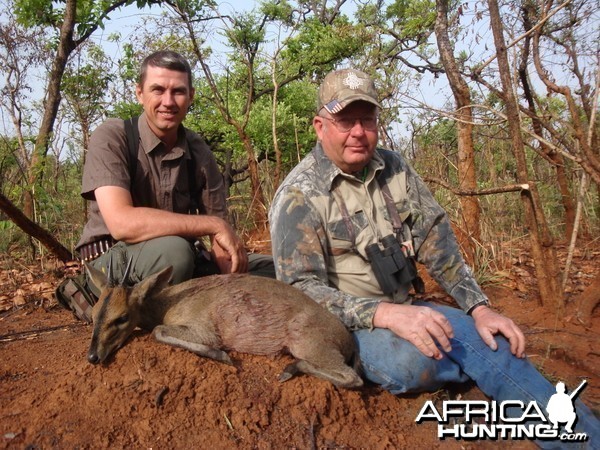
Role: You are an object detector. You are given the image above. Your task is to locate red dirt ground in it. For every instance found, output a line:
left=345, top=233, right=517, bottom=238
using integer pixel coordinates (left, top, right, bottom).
left=1, top=242, right=598, bottom=449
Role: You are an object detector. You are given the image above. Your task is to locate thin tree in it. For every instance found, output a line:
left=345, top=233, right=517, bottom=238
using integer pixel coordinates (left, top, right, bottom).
left=488, top=0, right=563, bottom=311
left=519, top=1, right=575, bottom=239
left=0, top=0, right=161, bottom=261
left=163, top=0, right=365, bottom=229
left=15, top=0, right=159, bottom=220
left=434, top=0, right=481, bottom=257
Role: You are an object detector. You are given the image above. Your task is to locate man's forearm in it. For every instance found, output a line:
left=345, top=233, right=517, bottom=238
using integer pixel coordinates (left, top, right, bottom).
left=293, top=277, right=381, bottom=330
left=105, top=205, right=228, bottom=243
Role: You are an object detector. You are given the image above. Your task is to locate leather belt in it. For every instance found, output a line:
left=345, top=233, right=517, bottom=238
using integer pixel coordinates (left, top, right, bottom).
left=79, top=237, right=117, bottom=262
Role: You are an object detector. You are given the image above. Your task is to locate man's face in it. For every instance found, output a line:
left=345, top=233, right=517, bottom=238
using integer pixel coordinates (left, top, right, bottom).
left=135, top=65, right=194, bottom=142
left=313, top=101, right=378, bottom=174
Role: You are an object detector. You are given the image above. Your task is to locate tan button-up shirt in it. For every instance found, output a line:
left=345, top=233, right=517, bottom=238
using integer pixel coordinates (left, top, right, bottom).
left=77, top=113, right=227, bottom=250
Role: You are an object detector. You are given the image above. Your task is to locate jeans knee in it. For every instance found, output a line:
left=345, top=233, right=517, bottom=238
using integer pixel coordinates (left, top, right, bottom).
left=385, top=359, right=448, bottom=394
left=365, top=353, right=471, bottom=395
left=354, top=328, right=462, bottom=394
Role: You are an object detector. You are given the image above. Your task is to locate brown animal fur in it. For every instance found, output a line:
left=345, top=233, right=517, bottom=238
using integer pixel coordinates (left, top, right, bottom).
left=86, top=265, right=363, bottom=389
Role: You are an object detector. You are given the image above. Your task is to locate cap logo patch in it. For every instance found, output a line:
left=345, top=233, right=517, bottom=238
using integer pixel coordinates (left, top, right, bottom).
left=344, top=72, right=364, bottom=90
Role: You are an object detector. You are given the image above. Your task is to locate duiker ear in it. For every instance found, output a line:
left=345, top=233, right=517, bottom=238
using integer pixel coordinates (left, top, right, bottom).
left=84, top=262, right=108, bottom=290
left=129, top=266, right=173, bottom=305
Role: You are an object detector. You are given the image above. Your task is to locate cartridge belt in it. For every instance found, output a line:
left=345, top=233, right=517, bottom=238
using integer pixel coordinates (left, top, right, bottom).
left=79, top=237, right=117, bottom=262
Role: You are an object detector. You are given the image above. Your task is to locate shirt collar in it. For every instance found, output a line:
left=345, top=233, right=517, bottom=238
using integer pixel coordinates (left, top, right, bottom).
left=138, top=111, right=188, bottom=160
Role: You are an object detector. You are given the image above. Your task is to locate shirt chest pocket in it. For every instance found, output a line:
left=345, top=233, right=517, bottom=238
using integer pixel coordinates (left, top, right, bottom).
left=327, top=211, right=370, bottom=256
left=381, top=171, right=411, bottom=224
left=394, top=197, right=411, bottom=224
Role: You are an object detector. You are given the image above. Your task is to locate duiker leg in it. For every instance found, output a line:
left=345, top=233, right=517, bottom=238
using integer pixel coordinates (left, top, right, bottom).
left=153, top=325, right=233, bottom=365
left=282, top=340, right=363, bottom=388
left=279, top=357, right=363, bottom=388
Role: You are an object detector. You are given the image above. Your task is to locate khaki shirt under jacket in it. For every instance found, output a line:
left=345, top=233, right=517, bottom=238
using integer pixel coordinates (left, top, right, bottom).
left=77, top=112, right=227, bottom=251
left=269, top=143, right=489, bottom=330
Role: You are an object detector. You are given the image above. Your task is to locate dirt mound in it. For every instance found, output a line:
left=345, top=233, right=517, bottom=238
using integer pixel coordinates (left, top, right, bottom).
left=1, top=304, right=449, bottom=449
left=1, top=249, right=599, bottom=449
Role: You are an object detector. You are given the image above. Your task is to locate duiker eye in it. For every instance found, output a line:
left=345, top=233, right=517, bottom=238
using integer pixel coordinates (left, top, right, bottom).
left=114, top=314, right=129, bottom=325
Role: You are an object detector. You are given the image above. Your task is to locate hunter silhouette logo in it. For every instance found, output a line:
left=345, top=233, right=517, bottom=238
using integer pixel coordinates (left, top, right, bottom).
left=546, top=380, right=587, bottom=433
left=415, top=380, right=589, bottom=443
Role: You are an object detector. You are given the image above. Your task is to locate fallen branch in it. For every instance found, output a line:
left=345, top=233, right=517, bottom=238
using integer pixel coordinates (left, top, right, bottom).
left=524, top=327, right=600, bottom=340
left=423, top=177, right=529, bottom=196
left=0, top=322, right=86, bottom=342
left=0, top=192, right=73, bottom=262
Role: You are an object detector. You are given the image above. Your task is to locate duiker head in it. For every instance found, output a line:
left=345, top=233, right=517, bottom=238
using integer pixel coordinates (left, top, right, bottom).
left=85, top=262, right=172, bottom=364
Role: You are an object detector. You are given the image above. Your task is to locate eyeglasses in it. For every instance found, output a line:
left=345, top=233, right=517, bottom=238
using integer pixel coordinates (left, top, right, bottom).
left=321, top=116, right=378, bottom=132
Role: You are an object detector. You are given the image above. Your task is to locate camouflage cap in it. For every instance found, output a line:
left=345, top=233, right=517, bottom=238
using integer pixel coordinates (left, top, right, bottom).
left=318, top=69, right=381, bottom=114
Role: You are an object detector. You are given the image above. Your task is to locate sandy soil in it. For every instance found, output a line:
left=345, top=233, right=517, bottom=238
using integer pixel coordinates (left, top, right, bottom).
left=0, top=245, right=598, bottom=449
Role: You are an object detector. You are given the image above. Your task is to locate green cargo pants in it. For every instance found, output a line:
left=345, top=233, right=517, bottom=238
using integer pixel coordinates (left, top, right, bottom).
left=56, top=236, right=276, bottom=322
left=86, top=235, right=276, bottom=297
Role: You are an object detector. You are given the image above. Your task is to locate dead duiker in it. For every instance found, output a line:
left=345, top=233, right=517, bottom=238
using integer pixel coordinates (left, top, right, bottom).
left=86, top=263, right=362, bottom=388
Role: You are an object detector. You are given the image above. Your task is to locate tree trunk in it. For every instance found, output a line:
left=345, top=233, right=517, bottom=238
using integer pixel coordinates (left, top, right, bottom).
left=488, top=0, right=563, bottom=311
left=519, top=3, right=575, bottom=239
left=0, top=192, right=73, bottom=262
left=434, top=0, right=481, bottom=264
left=241, top=133, right=268, bottom=230
left=23, top=0, right=77, bottom=221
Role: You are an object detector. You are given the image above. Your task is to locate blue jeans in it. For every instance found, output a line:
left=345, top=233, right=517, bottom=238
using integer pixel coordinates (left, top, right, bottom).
left=354, top=302, right=600, bottom=449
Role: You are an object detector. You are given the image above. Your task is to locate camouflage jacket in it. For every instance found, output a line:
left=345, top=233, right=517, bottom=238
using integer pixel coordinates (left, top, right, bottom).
left=269, top=143, right=489, bottom=330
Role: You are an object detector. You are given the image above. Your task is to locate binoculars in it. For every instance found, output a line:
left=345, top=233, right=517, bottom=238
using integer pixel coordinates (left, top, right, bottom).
left=365, top=235, right=424, bottom=295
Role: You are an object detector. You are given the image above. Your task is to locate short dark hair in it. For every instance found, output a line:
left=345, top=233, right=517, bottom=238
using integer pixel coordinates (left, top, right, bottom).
left=139, top=50, right=193, bottom=89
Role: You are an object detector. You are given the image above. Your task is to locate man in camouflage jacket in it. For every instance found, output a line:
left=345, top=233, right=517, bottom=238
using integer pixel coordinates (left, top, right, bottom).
left=269, top=69, right=600, bottom=442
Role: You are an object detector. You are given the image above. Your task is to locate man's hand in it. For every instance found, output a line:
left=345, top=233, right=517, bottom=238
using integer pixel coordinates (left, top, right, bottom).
left=470, top=305, right=526, bottom=358
left=373, top=303, right=454, bottom=360
left=211, top=225, right=248, bottom=274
